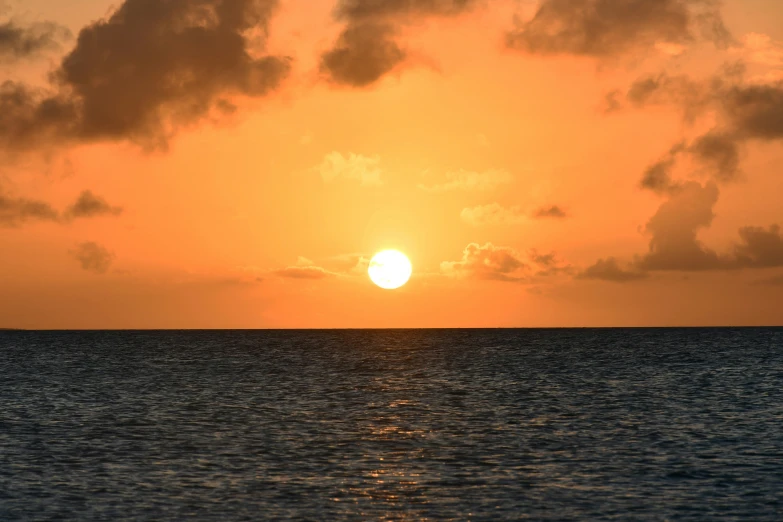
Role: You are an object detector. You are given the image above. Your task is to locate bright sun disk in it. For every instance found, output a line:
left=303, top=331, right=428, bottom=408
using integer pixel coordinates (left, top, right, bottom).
left=368, top=250, right=412, bottom=290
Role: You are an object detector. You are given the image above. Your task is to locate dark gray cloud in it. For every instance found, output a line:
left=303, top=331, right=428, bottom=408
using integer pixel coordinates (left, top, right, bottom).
left=733, top=225, right=783, bottom=269
left=635, top=181, right=723, bottom=271
left=506, top=0, right=731, bottom=58
left=533, top=205, right=568, bottom=219
left=638, top=131, right=741, bottom=190
left=70, top=242, right=115, bottom=274
left=64, top=190, right=123, bottom=219
left=0, top=189, right=122, bottom=227
left=577, top=257, right=647, bottom=282
left=614, top=63, right=745, bottom=113
left=0, top=18, right=71, bottom=61
left=689, top=131, right=741, bottom=182
left=320, top=0, right=478, bottom=87
left=1, top=0, right=290, bottom=150
left=583, top=182, right=783, bottom=280
left=530, top=249, right=573, bottom=277
left=640, top=152, right=679, bottom=194
left=320, top=22, right=406, bottom=88
left=616, top=69, right=782, bottom=187
left=0, top=191, right=59, bottom=227
left=723, top=82, right=783, bottom=141
left=622, top=73, right=714, bottom=121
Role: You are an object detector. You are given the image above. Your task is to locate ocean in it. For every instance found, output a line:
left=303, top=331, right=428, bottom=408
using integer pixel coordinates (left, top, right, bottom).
left=1, top=328, right=782, bottom=520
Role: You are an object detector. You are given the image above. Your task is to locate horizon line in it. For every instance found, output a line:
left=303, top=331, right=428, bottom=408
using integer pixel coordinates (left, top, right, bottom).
left=2, top=326, right=782, bottom=332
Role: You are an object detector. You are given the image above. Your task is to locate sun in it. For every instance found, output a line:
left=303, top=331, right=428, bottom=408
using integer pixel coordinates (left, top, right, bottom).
left=368, top=250, right=412, bottom=290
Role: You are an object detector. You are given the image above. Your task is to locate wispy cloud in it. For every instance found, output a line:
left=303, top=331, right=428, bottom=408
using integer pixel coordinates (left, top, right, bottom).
left=273, top=252, right=371, bottom=281
left=419, top=169, right=512, bottom=192
left=506, top=0, right=731, bottom=58
left=461, top=203, right=527, bottom=226
left=70, top=242, right=115, bottom=275
left=63, top=191, right=123, bottom=220
left=0, top=191, right=59, bottom=227
left=461, top=203, right=568, bottom=226
left=316, top=152, right=383, bottom=187
left=533, top=205, right=568, bottom=219
left=274, top=266, right=339, bottom=280
left=0, top=4, right=71, bottom=62
left=577, top=257, right=647, bottom=283
left=0, top=189, right=121, bottom=228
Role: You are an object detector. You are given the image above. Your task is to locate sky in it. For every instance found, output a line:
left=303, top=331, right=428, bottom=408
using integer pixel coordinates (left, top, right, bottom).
left=1, top=0, right=782, bottom=329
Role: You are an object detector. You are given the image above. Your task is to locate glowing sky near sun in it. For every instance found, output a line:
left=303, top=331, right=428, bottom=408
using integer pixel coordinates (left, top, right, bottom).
left=1, top=0, right=782, bottom=328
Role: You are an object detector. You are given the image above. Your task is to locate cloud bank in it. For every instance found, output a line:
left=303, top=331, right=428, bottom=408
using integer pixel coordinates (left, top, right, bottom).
left=419, top=169, right=513, bottom=192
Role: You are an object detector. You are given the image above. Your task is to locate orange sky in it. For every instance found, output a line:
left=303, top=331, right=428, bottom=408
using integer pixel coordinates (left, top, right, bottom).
left=1, top=0, right=782, bottom=328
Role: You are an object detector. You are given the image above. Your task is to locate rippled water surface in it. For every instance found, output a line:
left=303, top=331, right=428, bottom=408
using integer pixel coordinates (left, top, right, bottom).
left=2, top=329, right=783, bottom=520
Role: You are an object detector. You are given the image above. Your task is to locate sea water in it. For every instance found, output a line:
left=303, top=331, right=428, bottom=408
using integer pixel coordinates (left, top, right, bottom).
left=1, top=328, right=782, bottom=520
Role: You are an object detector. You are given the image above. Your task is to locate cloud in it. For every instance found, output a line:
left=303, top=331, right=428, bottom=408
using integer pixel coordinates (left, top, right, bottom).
left=461, top=203, right=526, bottom=226
left=274, top=253, right=370, bottom=281
left=639, top=81, right=783, bottom=187
left=0, top=17, right=71, bottom=61
left=441, top=243, right=529, bottom=282
left=0, top=189, right=122, bottom=227
left=635, top=181, right=723, bottom=271
left=441, top=243, right=572, bottom=283
left=321, top=253, right=370, bottom=274
left=0, top=191, right=59, bottom=227
left=614, top=66, right=783, bottom=188
left=64, top=191, right=123, bottom=219
left=687, top=131, right=741, bottom=182
left=320, top=0, right=479, bottom=87
left=533, top=205, right=568, bottom=219
left=753, top=274, right=783, bottom=286
left=732, top=33, right=783, bottom=69
left=723, top=81, right=783, bottom=141
left=419, top=169, right=512, bottom=192
left=583, top=183, right=783, bottom=279
left=529, top=249, right=573, bottom=277
left=320, top=22, right=406, bottom=88
left=461, top=203, right=568, bottom=225
left=316, top=152, right=383, bottom=186
left=577, top=257, right=648, bottom=282
left=0, top=0, right=290, bottom=150
left=733, top=225, right=783, bottom=269
left=70, top=242, right=115, bottom=274
left=619, top=73, right=713, bottom=121
left=274, top=266, right=338, bottom=280
left=640, top=144, right=684, bottom=194
left=506, top=0, right=731, bottom=58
